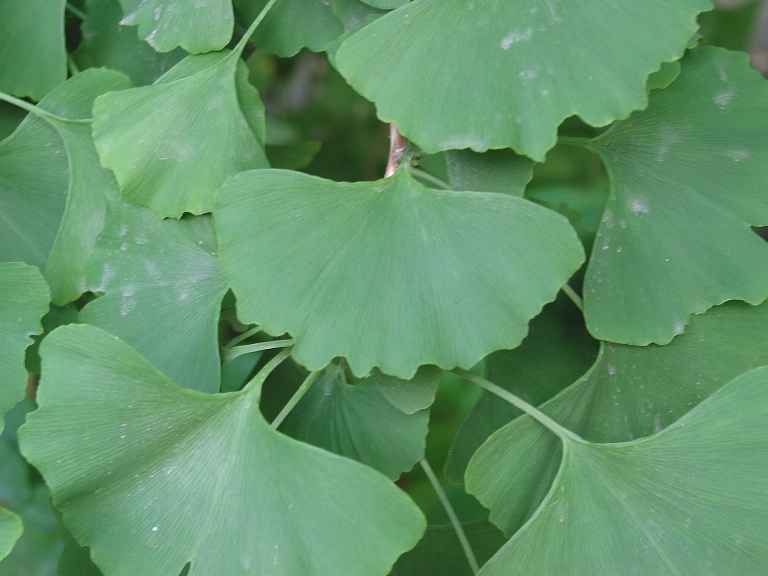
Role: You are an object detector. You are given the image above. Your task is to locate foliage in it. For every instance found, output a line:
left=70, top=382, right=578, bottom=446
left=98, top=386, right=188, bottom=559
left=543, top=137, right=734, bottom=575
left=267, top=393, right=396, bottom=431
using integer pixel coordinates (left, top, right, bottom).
left=1, top=1, right=768, bottom=575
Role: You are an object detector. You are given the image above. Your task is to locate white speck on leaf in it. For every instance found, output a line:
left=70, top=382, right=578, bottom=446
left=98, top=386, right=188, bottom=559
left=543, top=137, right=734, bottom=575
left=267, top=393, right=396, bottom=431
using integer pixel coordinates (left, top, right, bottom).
left=629, top=198, right=649, bottom=216
left=713, top=89, right=735, bottom=110
left=501, top=28, right=533, bottom=49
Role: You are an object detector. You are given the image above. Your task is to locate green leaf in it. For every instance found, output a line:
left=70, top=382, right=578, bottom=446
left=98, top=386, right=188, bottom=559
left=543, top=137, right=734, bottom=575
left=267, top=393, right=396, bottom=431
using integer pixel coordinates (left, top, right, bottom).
left=20, top=324, right=426, bottom=576
left=0, top=263, right=49, bottom=430
left=118, top=0, right=234, bottom=53
left=0, top=0, right=66, bottom=99
left=583, top=47, right=768, bottom=345
left=445, top=297, right=597, bottom=483
left=216, top=168, right=584, bottom=378
left=0, top=509, right=22, bottom=562
left=422, top=150, right=534, bottom=195
left=75, top=0, right=184, bottom=85
left=335, top=0, right=711, bottom=160
left=466, top=300, right=768, bottom=537
left=235, top=0, right=344, bottom=57
left=0, top=69, right=133, bottom=304
left=467, top=366, right=768, bottom=575
left=281, top=363, right=438, bottom=479
left=93, top=52, right=269, bottom=217
left=80, top=203, right=228, bottom=392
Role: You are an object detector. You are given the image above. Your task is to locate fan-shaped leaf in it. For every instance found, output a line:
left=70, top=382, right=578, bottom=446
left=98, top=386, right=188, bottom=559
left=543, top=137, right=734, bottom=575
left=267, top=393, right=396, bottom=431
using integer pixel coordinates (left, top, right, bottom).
left=215, top=168, right=584, bottom=378
left=583, top=47, right=768, bottom=345
left=0, top=69, right=133, bottom=304
left=20, top=325, right=425, bottom=576
left=466, top=300, right=768, bottom=537
left=80, top=203, right=228, bottom=392
left=0, top=263, right=49, bottom=429
left=336, top=0, right=711, bottom=160
left=281, top=363, right=438, bottom=478
left=75, top=0, right=184, bottom=85
left=0, top=0, right=66, bottom=99
left=0, top=509, right=22, bottom=562
left=118, top=0, right=234, bottom=53
left=93, top=52, right=268, bottom=217
left=445, top=297, right=597, bottom=483
left=235, top=0, right=343, bottom=57
left=467, top=366, right=768, bottom=575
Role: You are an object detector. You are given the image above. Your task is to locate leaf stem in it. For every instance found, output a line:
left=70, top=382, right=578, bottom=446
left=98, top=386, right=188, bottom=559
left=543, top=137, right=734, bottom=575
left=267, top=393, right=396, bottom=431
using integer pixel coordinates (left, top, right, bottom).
left=226, top=339, right=294, bottom=362
left=419, top=459, right=480, bottom=575
left=65, top=3, right=86, bottom=20
left=385, top=124, right=409, bottom=177
left=409, top=167, right=451, bottom=190
left=0, top=91, right=91, bottom=124
left=224, top=325, right=262, bottom=349
left=561, top=283, right=583, bottom=312
left=271, top=371, right=321, bottom=429
left=243, top=348, right=292, bottom=394
left=233, top=0, right=283, bottom=56
left=455, top=371, right=583, bottom=443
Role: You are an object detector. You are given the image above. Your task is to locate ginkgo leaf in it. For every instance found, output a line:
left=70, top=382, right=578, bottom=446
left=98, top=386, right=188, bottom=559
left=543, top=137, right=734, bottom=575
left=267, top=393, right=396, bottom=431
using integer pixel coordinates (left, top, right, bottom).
left=80, top=203, right=228, bottom=392
left=0, top=0, right=67, bottom=99
left=215, top=168, right=584, bottom=378
left=466, top=366, right=768, bottom=575
left=0, top=69, right=133, bottom=304
left=20, top=324, right=426, bottom=576
left=335, top=0, right=711, bottom=160
left=280, top=363, right=438, bottom=478
left=422, top=150, right=533, bottom=195
left=445, top=297, right=597, bottom=483
left=118, top=0, right=234, bottom=53
left=582, top=47, right=768, bottom=345
left=0, top=263, right=49, bottom=430
left=75, top=0, right=184, bottom=85
left=235, top=0, right=343, bottom=57
left=465, top=300, right=768, bottom=537
left=0, top=509, right=22, bottom=562
left=93, top=51, right=269, bottom=217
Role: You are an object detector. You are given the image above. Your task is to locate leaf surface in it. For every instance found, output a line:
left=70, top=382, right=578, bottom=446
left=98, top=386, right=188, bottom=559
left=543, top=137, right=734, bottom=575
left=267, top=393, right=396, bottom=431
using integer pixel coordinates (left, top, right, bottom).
left=0, top=509, right=22, bottom=562
left=467, top=300, right=768, bottom=537
left=20, top=325, right=425, bottom=576
left=0, top=263, right=49, bottom=429
left=0, top=0, right=66, bottom=99
left=0, top=69, right=133, bottom=304
left=216, top=168, right=584, bottom=378
left=118, top=0, right=234, bottom=53
left=75, top=0, right=184, bottom=85
left=281, top=363, right=438, bottom=478
left=467, top=366, right=768, bottom=575
left=93, top=52, right=269, bottom=217
left=584, top=47, right=768, bottom=344
left=81, top=204, right=228, bottom=392
left=336, top=0, right=711, bottom=159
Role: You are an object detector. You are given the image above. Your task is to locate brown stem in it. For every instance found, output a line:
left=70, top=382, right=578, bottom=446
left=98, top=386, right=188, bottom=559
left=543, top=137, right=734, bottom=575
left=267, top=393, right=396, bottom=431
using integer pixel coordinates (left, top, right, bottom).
left=385, top=124, right=408, bottom=177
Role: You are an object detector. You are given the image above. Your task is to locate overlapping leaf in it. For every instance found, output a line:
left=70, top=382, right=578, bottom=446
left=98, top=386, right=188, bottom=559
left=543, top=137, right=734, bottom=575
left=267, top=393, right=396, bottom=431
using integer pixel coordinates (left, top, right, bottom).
left=235, top=0, right=343, bottom=56
left=0, top=0, right=67, bottom=99
left=118, top=0, right=234, bottom=53
left=0, top=69, right=133, bottom=304
left=75, top=0, right=184, bottom=85
left=422, top=150, right=533, bottom=195
left=465, top=301, right=768, bottom=537
left=336, top=0, right=711, bottom=160
left=216, top=168, right=584, bottom=378
left=0, top=263, right=49, bottom=428
left=445, top=298, right=597, bottom=483
left=93, top=51, right=268, bottom=217
left=467, top=366, right=768, bottom=575
left=81, top=203, right=228, bottom=392
left=0, top=510, right=21, bottom=562
left=583, top=47, right=768, bottom=345
left=281, top=363, right=438, bottom=478
left=20, top=325, right=425, bottom=576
